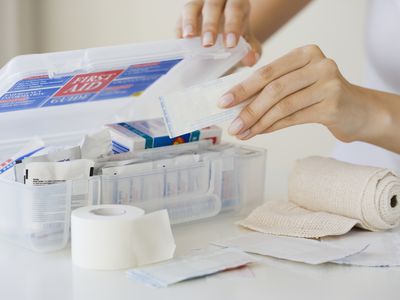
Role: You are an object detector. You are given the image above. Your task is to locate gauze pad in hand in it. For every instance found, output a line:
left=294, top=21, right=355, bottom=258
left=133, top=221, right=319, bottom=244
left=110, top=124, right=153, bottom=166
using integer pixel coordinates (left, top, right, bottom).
left=159, top=70, right=252, bottom=138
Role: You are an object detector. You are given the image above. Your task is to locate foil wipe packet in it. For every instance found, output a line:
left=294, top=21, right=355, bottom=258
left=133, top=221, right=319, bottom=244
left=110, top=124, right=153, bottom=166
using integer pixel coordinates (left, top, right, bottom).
left=14, top=145, right=82, bottom=183
left=24, top=159, right=94, bottom=186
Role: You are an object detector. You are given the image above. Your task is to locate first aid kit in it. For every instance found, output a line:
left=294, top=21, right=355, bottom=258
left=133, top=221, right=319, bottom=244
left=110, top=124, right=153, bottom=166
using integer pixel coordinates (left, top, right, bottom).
left=0, top=36, right=266, bottom=253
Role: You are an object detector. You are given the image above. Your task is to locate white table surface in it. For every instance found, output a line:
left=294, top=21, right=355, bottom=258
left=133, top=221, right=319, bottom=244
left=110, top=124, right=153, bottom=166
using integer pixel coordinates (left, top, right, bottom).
left=0, top=214, right=399, bottom=300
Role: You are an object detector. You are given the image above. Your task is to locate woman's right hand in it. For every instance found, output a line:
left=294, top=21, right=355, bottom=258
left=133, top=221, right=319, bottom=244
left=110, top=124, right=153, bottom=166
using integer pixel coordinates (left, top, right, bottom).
left=176, top=0, right=262, bottom=66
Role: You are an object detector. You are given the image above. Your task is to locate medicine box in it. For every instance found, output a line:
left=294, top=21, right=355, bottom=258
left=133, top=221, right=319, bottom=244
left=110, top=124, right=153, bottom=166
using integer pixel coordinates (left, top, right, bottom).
left=0, top=36, right=266, bottom=253
left=105, top=118, right=222, bottom=153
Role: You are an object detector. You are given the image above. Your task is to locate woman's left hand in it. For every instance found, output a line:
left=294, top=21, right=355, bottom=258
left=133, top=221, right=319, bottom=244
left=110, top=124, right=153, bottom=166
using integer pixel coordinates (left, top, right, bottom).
left=218, top=44, right=373, bottom=143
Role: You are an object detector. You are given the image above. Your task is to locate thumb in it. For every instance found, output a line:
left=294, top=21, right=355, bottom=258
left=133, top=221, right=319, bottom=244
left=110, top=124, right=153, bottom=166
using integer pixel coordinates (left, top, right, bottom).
left=241, top=33, right=262, bottom=67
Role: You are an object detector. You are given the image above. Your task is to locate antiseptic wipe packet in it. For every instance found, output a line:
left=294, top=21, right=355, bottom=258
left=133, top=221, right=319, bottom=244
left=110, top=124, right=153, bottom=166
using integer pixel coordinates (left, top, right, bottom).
left=24, top=159, right=94, bottom=186
left=14, top=145, right=82, bottom=183
left=126, top=248, right=256, bottom=288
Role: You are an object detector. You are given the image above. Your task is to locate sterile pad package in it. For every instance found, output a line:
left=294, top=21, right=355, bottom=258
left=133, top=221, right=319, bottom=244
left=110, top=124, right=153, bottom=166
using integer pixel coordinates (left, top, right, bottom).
left=160, top=69, right=253, bottom=138
left=0, top=36, right=267, bottom=253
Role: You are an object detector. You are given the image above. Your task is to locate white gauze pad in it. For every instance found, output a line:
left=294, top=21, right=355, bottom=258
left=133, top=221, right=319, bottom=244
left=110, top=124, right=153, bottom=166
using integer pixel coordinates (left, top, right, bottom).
left=159, top=70, right=253, bottom=138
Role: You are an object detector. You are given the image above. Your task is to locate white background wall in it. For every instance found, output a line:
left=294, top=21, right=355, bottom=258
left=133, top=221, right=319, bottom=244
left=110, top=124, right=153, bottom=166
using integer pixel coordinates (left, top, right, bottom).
left=0, top=0, right=38, bottom=64
left=1, top=0, right=367, bottom=200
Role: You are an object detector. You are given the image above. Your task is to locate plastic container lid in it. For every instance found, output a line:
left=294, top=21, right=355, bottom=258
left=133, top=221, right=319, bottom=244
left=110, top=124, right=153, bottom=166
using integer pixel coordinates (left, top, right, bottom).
left=0, top=36, right=249, bottom=148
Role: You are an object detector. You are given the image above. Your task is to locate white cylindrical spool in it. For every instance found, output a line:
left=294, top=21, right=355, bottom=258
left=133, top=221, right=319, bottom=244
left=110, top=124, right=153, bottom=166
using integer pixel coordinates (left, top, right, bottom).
left=71, top=205, right=175, bottom=270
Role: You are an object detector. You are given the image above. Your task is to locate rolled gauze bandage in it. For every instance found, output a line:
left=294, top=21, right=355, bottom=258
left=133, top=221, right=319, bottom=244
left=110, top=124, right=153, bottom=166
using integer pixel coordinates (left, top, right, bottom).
left=238, top=156, right=400, bottom=238
left=289, top=156, right=400, bottom=231
left=71, top=205, right=176, bottom=270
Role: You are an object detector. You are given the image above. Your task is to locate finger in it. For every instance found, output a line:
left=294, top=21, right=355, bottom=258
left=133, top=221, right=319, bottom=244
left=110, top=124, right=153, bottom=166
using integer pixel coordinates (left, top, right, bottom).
left=240, top=34, right=261, bottom=66
left=240, top=51, right=258, bottom=67
left=237, top=83, right=324, bottom=140
left=263, top=102, right=325, bottom=133
left=176, top=17, right=183, bottom=38
left=223, top=0, right=249, bottom=48
left=219, top=44, right=325, bottom=108
left=228, top=63, right=320, bottom=136
left=201, top=0, right=226, bottom=46
left=182, top=0, right=203, bottom=38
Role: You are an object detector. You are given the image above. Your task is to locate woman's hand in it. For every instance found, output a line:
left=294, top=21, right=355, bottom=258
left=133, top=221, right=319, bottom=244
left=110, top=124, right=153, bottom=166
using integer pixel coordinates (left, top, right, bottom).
left=176, top=0, right=261, bottom=66
left=218, top=44, right=380, bottom=144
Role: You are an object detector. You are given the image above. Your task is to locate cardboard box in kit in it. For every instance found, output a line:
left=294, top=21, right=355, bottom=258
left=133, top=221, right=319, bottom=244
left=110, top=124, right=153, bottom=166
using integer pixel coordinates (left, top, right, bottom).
left=106, top=118, right=222, bottom=153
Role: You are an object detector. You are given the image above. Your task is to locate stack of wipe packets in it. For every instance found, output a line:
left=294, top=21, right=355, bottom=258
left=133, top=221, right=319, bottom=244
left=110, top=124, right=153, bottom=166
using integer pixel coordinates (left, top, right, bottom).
left=1, top=129, right=112, bottom=185
left=126, top=248, right=256, bottom=288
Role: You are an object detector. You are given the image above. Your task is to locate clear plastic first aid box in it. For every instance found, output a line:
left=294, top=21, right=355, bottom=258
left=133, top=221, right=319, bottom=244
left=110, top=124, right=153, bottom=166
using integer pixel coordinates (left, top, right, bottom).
left=0, top=37, right=266, bottom=252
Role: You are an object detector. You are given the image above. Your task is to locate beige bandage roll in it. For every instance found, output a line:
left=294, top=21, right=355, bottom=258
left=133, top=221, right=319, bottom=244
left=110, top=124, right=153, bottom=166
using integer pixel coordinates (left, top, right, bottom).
left=239, top=156, right=400, bottom=238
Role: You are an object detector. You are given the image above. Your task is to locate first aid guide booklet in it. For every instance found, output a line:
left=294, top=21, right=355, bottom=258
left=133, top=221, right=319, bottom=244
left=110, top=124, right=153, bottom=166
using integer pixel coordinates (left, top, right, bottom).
left=0, top=59, right=182, bottom=113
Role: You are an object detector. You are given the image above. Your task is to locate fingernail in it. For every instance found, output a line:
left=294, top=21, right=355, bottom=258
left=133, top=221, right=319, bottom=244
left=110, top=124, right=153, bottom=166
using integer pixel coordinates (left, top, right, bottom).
left=237, top=129, right=251, bottom=139
left=183, top=24, right=193, bottom=38
left=255, top=52, right=260, bottom=61
left=218, top=93, right=234, bottom=108
left=228, top=118, right=244, bottom=135
left=202, top=31, right=214, bottom=46
left=226, top=33, right=237, bottom=48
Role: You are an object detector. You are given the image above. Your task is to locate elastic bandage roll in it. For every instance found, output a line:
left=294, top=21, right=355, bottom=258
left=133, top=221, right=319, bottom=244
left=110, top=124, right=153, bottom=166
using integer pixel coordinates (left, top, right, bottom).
left=239, top=156, right=400, bottom=238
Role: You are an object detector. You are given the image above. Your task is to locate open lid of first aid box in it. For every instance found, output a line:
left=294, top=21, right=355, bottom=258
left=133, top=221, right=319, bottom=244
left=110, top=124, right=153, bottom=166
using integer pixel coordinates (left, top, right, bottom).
left=0, top=36, right=249, bottom=156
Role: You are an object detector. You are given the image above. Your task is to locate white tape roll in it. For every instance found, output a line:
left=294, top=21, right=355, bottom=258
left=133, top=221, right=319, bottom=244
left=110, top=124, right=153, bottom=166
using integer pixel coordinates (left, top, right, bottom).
left=71, top=205, right=176, bottom=270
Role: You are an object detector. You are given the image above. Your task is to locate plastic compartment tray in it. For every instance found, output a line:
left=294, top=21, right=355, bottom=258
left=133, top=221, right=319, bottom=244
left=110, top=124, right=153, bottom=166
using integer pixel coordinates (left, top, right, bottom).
left=0, top=144, right=266, bottom=252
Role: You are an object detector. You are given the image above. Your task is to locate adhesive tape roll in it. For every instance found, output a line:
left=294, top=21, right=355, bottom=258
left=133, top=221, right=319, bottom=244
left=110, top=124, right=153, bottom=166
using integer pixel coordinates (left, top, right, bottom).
left=71, top=205, right=176, bottom=270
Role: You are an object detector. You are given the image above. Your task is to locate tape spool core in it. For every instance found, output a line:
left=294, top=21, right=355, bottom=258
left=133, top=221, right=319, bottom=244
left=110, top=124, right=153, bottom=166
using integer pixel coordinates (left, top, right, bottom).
left=390, top=195, right=398, bottom=208
left=91, top=207, right=127, bottom=216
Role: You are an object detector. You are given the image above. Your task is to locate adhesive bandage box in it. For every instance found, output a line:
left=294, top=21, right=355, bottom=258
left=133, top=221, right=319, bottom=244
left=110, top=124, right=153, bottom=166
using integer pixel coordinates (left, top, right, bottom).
left=106, top=118, right=222, bottom=153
